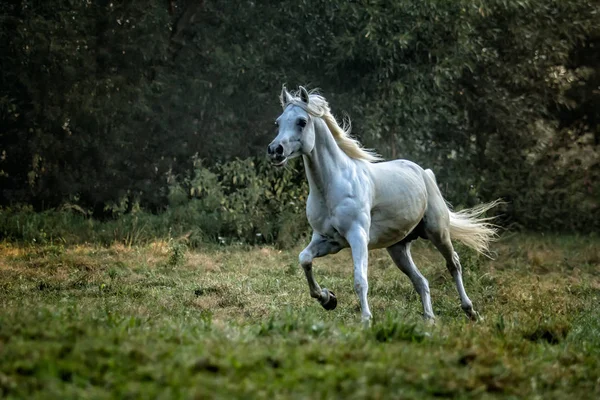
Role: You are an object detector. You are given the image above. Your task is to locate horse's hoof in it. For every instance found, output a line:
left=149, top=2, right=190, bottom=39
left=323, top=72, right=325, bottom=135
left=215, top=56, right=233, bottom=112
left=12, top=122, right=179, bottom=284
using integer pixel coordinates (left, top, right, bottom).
left=466, top=310, right=483, bottom=322
left=319, top=289, right=337, bottom=311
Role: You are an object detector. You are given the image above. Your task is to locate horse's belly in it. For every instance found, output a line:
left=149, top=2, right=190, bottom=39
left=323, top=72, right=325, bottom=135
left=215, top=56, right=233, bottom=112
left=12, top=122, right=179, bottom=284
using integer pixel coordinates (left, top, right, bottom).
left=368, top=215, right=415, bottom=249
left=367, top=162, right=428, bottom=248
left=368, top=199, right=426, bottom=249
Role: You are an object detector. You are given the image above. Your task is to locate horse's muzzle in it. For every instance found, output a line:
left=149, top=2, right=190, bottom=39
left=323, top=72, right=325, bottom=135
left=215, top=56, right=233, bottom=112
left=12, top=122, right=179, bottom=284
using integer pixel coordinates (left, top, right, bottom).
left=267, top=143, right=287, bottom=167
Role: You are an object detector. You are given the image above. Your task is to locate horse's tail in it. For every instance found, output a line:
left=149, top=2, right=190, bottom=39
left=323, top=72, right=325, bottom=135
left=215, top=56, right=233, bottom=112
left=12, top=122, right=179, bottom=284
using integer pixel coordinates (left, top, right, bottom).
left=448, top=200, right=502, bottom=256
left=423, top=169, right=501, bottom=256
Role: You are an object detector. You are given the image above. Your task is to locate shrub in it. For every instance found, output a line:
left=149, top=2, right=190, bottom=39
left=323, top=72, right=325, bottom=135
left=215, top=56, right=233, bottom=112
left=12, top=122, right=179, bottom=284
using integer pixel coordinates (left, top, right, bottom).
left=0, top=157, right=311, bottom=248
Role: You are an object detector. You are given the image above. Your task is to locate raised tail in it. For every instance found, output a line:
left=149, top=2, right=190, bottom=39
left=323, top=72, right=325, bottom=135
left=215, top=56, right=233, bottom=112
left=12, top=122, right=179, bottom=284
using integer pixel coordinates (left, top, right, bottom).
left=448, top=200, right=502, bottom=256
left=422, top=169, right=501, bottom=256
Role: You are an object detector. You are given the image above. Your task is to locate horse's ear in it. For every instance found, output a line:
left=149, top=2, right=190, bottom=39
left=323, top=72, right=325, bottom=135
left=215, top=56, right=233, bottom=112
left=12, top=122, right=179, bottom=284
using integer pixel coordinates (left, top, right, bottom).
left=280, top=85, right=292, bottom=108
left=299, top=86, right=310, bottom=104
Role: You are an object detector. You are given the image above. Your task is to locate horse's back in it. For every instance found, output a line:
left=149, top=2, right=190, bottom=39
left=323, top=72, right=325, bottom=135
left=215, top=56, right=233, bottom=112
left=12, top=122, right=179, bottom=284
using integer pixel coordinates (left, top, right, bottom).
left=366, top=159, right=428, bottom=248
left=369, top=159, right=427, bottom=199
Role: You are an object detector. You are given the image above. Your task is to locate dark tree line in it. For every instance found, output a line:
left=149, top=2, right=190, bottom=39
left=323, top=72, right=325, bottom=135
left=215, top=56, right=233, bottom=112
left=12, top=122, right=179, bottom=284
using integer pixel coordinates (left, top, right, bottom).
left=1, top=0, right=598, bottom=231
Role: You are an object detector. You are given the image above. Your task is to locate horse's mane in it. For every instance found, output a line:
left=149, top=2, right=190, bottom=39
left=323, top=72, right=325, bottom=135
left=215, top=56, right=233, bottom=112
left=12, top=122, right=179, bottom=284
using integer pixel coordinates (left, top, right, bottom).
left=282, top=88, right=383, bottom=163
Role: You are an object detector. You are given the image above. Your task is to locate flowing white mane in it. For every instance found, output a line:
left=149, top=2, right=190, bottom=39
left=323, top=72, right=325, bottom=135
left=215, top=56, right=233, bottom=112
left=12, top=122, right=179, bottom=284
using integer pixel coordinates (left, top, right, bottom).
left=282, top=88, right=383, bottom=163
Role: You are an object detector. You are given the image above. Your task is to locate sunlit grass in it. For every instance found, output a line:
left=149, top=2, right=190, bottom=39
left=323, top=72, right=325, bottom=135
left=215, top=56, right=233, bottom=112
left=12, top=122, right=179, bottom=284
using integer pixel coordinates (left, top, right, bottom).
left=1, top=234, right=599, bottom=398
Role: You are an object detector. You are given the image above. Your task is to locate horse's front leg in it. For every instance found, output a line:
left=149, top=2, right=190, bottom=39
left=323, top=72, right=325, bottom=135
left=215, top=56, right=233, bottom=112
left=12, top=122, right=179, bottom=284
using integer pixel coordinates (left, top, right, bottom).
left=345, top=224, right=372, bottom=326
left=299, top=233, right=343, bottom=310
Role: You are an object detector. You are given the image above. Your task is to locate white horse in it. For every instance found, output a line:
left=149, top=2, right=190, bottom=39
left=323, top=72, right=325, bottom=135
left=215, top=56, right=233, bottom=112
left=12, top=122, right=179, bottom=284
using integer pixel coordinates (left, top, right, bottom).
left=267, top=86, right=499, bottom=325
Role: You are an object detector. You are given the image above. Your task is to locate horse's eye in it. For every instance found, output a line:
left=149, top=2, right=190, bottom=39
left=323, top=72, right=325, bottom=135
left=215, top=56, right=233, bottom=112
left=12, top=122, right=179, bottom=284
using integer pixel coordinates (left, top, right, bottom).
left=274, top=121, right=279, bottom=126
left=297, top=119, right=307, bottom=128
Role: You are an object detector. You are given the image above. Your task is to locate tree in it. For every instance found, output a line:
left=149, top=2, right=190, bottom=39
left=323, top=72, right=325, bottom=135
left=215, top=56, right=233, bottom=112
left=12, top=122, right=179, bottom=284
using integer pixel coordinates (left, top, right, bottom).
left=1, top=0, right=597, bottom=231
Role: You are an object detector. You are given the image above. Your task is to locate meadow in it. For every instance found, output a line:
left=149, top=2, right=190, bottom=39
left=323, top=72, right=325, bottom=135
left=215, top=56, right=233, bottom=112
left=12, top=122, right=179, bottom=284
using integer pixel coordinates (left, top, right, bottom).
left=1, top=233, right=599, bottom=399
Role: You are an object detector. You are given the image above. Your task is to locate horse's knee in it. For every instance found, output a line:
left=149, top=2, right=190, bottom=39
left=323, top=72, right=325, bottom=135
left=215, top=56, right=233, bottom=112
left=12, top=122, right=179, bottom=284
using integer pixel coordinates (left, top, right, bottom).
left=354, top=277, right=368, bottom=294
left=299, top=250, right=312, bottom=268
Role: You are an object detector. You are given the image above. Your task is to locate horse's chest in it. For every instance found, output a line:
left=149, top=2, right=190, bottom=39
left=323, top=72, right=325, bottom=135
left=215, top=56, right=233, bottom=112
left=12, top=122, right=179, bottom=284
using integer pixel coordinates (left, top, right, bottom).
left=306, top=195, right=345, bottom=241
left=306, top=198, right=333, bottom=232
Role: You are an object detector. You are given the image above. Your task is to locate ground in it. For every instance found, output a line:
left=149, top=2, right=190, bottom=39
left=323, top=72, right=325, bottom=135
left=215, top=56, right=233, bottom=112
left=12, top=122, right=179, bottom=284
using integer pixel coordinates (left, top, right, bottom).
left=0, top=234, right=599, bottom=399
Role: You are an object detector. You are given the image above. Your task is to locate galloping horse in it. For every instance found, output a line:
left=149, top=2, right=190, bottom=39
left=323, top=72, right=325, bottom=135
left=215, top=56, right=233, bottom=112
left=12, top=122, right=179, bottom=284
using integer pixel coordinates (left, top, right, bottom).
left=267, top=86, right=499, bottom=324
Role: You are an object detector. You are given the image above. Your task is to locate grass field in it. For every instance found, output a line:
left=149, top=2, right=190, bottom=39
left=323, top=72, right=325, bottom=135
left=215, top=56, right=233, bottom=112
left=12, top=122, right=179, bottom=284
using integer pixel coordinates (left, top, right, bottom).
left=1, top=233, right=599, bottom=399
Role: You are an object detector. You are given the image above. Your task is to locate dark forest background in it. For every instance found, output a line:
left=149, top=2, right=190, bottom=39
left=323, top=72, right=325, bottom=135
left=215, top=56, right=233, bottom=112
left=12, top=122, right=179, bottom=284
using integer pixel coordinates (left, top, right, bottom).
left=1, top=0, right=598, bottom=245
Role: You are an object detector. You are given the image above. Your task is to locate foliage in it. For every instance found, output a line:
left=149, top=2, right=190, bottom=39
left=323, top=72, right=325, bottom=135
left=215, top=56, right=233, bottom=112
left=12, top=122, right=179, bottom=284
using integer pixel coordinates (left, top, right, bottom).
left=164, top=156, right=310, bottom=246
left=0, top=0, right=598, bottom=232
left=0, top=157, right=310, bottom=247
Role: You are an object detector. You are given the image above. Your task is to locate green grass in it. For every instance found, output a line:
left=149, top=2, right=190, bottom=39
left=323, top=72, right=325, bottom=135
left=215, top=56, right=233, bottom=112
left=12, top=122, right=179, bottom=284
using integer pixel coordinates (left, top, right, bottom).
left=1, top=234, right=599, bottom=399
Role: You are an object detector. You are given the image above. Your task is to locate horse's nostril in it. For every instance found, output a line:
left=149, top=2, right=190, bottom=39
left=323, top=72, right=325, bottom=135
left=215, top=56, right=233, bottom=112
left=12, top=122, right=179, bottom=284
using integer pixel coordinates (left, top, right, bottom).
left=275, top=145, right=284, bottom=155
left=267, top=145, right=274, bottom=155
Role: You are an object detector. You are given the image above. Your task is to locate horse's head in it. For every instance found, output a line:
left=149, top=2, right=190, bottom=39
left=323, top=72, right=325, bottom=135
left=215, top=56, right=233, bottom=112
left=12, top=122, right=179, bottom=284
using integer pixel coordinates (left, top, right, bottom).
left=267, top=86, right=316, bottom=167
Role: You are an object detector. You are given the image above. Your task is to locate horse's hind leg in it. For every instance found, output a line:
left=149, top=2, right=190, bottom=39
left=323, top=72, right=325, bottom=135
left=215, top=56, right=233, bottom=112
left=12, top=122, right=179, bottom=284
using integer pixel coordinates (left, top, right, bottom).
left=387, top=241, right=435, bottom=321
left=427, top=227, right=480, bottom=321
left=422, top=169, right=480, bottom=321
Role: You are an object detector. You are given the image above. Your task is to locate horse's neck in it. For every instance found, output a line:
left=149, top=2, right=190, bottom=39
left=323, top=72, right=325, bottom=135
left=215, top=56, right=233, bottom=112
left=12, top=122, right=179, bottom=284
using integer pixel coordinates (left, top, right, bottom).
left=302, top=119, right=353, bottom=196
